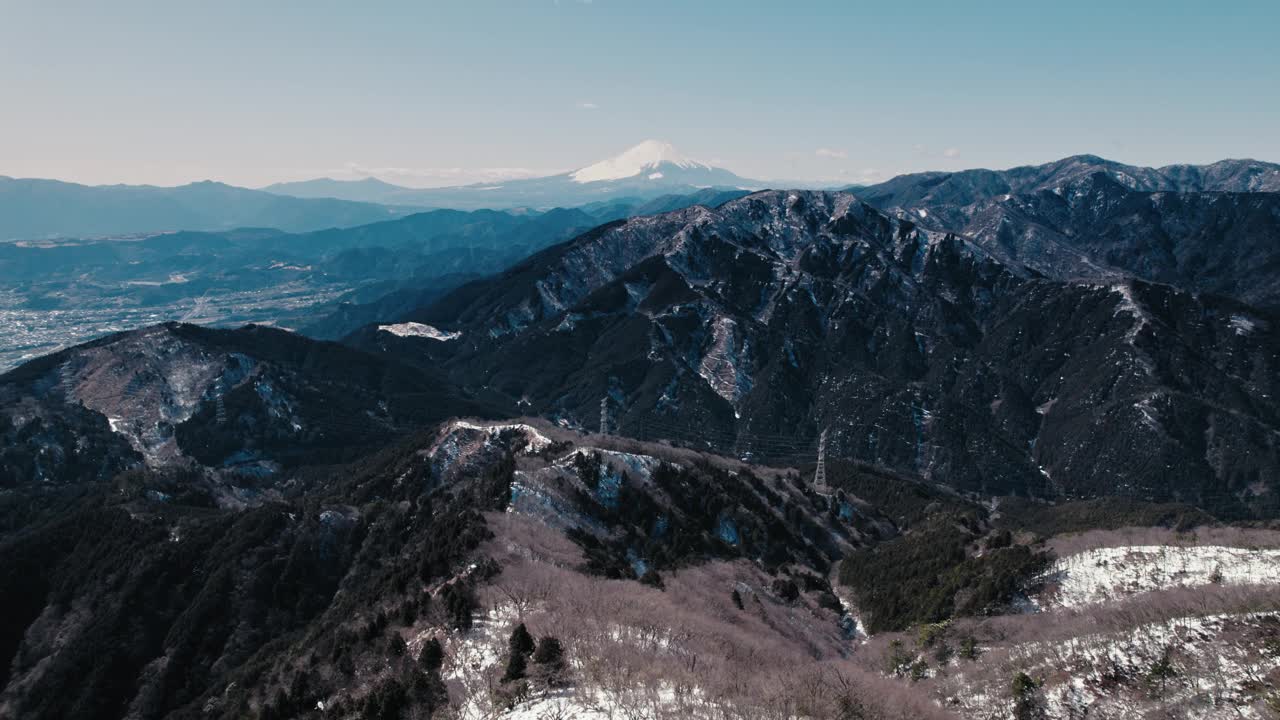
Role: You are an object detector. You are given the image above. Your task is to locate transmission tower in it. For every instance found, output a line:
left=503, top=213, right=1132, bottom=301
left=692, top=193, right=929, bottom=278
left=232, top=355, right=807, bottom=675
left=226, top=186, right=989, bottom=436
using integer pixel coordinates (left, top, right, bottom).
left=599, top=397, right=610, bottom=435
left=214, top=378, right=228, bottom=426
left=813, top=428, right=830, bottom=495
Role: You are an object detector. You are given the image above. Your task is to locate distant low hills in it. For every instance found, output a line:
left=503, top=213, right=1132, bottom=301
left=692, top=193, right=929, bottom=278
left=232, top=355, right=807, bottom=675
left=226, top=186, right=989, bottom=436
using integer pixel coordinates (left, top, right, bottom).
left=0, top=176, right=421, bottom=240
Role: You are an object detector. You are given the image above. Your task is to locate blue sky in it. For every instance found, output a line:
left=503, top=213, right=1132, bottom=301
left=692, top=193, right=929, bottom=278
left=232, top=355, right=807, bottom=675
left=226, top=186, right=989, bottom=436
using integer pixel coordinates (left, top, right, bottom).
left=2, top=0, right=1276, bottom=187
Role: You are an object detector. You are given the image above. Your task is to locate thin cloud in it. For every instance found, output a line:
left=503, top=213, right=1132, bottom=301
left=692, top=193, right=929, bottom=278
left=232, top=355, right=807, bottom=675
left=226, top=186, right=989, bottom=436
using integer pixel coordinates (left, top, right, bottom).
left=576, top=101, right=599, bottom=110
left=325, top=162, right=562, bottom=188
left=943, top=147, right=961, bottom=158
left=827, top=168, right=884, bottom=185
left=815, top=148, right=848, bottom=160
left=852, top=168, right=883, bottom=184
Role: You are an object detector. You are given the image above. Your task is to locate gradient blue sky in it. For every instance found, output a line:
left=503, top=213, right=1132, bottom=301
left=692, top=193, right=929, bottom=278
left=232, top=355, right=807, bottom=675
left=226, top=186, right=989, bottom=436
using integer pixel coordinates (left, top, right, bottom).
left=2, top=0, right=1277, bottom=188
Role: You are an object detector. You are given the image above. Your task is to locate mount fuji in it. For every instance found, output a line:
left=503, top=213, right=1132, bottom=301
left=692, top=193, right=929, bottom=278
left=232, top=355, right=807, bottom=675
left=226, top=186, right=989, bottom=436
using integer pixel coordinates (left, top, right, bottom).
left=566, top=139, right=746, bottom=185
left=264, top=140, right=762, bottom=209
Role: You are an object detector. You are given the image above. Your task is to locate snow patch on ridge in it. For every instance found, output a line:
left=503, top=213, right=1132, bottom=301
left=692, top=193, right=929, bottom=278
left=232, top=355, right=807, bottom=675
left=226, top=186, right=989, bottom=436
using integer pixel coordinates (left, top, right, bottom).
left=1229, top=314, right=1258, bottom=335
left=697, top=316, right=752, bottom=412
left=447, top=420, right=554, bottom=453
left=377, top=322, right=461, bottom=341
left=1110, top=282, right=1152, bottom=344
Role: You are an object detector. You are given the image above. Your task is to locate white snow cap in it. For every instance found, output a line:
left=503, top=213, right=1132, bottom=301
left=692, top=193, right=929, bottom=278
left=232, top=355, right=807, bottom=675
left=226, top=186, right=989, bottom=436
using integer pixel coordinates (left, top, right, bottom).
left=570, top=140, right=709, bottom=183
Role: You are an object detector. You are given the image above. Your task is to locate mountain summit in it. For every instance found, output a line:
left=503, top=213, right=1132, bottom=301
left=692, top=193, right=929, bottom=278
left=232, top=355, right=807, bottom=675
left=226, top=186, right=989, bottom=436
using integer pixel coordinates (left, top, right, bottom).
left=570, top=139, right=714, bottom=183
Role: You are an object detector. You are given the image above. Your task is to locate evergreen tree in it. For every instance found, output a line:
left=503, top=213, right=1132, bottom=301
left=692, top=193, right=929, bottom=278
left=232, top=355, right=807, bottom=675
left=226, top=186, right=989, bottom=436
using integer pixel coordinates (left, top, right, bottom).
left=1011, top=672, right=1044, bottom=720
left=418, top=637, right=445, bottom=672
left=639, top=569, right=665, bottom=589
left=508, top=623, right=535, bottom=657
left=502, top=650, right=528, bottom=682
left=409, top=669, right=448, bottom=715
left=531, top=636, right=567, bottom=689
left=532, top=636, right=564, bottom=666
left=362, top=678, right=406, bottom=720
left=1145, top=648, right=1177, bottom=696
left=386, top=633, right=406, bottom=657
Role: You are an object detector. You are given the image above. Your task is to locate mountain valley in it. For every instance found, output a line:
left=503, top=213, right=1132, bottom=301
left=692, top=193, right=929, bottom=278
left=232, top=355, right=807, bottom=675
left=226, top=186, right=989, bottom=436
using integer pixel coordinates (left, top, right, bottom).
left=0, top=188, right=751, bottom=371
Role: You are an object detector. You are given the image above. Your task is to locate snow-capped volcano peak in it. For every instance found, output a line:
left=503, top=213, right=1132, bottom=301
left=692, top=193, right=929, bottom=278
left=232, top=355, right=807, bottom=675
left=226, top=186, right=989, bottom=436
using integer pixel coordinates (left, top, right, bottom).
left=570, top=140, right=711, bottom=183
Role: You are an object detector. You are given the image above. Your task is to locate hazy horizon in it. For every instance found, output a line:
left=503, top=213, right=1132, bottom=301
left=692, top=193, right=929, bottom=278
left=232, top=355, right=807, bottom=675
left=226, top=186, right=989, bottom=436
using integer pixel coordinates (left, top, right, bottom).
left=3, top=0, right=1278, bottom=189
left=5, top=144, right=1280, bottom=192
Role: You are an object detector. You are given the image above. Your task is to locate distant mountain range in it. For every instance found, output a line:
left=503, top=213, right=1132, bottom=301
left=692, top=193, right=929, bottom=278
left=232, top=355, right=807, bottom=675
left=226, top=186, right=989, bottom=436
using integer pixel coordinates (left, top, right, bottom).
left=264, top=149, right=1280, bottom=219
left=0, top=142, right=764, bottom=241
left=851, top=155, right=1280, bottom=206
left=259, top=176, right=430, bottom=205
left=264, top=140, right=762, bottom=210
left=5, top=151, right=1276, bottom=243
left=0, top=176, right=423, bottom=241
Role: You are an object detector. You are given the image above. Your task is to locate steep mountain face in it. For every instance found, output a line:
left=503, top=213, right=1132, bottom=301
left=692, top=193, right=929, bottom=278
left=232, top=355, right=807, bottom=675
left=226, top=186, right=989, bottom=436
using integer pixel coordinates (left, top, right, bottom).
left=353, top=191, right=1280, bottom=518
left=293, top=195, right=756, bottom=341
left=857, top=159, right=1280, bottom=308
left=0, top=177, right=420, bottom=240
left=262, top=141, right=760, bottom=210
left=967, top=176, right=1280, bottom=308
left=0, top=323, right=490, bottom=488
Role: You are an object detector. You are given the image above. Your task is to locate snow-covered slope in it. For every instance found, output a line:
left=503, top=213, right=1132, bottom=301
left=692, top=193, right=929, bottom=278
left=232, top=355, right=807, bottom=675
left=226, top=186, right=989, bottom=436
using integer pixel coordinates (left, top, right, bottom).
left=935, top=610, right=1280, bottom=720
left=1035, top=545, right=1280, bottom=609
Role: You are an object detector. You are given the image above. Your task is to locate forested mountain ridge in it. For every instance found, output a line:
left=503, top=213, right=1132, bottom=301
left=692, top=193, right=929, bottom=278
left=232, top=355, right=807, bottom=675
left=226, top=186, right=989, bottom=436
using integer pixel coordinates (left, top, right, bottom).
left=351, top=190, right=1280, bottom=518
left=856, top=157, right=1280, bottom=309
